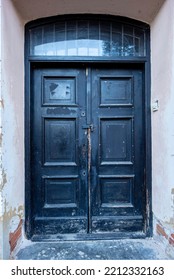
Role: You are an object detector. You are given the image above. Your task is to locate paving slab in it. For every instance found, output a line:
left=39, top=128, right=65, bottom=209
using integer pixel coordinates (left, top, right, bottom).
left=15, top=239, right=171, bottom=260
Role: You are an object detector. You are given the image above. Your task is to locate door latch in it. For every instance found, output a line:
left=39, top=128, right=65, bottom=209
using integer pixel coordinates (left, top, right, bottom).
left=82, top=124, right=94, bottom=132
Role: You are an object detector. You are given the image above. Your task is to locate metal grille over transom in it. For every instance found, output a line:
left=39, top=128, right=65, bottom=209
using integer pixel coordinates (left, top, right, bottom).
left=29, top=19, right=146, bottom=56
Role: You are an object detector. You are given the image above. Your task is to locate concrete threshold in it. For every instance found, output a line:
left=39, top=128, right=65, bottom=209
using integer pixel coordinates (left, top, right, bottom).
left=14, top=238, right=172, bottom=260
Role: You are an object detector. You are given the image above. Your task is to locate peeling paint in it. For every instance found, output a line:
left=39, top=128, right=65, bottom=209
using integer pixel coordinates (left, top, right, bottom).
left=0, top=132, right=3, bottom=147
left=170, top=218, right=174, bottom=225
left=2, top=202, right=24, bottom=222
left=145, top=188, right=150, bottom=231
left=10, top=215, right=20, bottom=232
left=0, top=99, right=4, bottom=109
left=171, top=189, right=174, bottom=225
left=0, top=169, right=7, bottom=191
left=9, top=219, right=23, bottom=253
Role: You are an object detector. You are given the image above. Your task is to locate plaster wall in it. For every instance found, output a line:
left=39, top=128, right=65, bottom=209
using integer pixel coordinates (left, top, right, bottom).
left=151, top=0, right=174, bottom=228
left=1, top=0, right=24, bottom=259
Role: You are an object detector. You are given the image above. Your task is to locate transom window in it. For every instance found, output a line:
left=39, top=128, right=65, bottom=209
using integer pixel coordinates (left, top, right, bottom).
left=29, top=18, right=146, bottom=57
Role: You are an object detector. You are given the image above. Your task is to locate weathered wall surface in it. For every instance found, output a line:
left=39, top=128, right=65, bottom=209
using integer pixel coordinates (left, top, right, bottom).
left=1, top=0, right=24, bottom=259
left=151, top=0, right=174, bottom=257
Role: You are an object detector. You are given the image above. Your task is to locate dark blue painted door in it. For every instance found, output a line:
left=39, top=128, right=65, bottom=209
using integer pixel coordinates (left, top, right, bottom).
left=31, top=66, right=88, bottom=235
left=31, top=64, right=145, bottom=237
left=90, top=66, right=145, bottom=233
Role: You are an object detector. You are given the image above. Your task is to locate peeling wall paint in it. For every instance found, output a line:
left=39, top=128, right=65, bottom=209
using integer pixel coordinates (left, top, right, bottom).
left=0, top=99, right=4, bottom=109
left=3, top=202, right=24, bottom=222
left=154, top=216, right=174, bottom=258
left=2, top=202, right=24, bottom=239
left=0, top=132, right=2, bottom=148
left=9, top=219, right=23, bottom=253
left=1, top=202, right=24, bottom=259
left=171, top=188, right=174, bottom=225
left=0, top=169, right=7, bottom=192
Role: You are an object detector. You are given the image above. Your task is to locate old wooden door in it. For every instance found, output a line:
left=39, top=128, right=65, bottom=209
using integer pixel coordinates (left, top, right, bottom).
left=90, top=65, right=145, bottom=234
left=31, top=63, right=145, bottom=238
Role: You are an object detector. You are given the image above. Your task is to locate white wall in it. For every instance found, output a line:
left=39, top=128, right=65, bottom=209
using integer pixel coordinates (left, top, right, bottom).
left=151, top=0, right=174, bottom=226
left=1, top=0, right=24, bottom=259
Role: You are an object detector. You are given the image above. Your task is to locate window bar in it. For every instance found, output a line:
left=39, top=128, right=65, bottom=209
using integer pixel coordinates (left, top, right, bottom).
left=65, top=21, right=67, bottom=56
left=110, top=22, right=112, bottom=56
left=99, top=21, right=101, bottom=56
left=42, top=26, right=44, bottom=55
left=29, top=30, right=32, bottom=55
left=75, top=20, right=78, bottom=56
left=143, top=31, right=146, bottom=56
left=133, top=27, right=135, bottom=56
left=87, top=20, right=89, bottom=56
left=53, top=23, right=56, bottom=55
left=121, top=24, right=124, bottom=56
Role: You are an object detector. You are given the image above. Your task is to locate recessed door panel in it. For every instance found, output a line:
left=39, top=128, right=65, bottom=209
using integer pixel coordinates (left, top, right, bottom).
left=43, top=77, right=76, bottom=105
left=100, top=177, right=133, bottom=207
left=44, top=118, right=77, bottom=165
left=100, top=118, right=133, bottom=164
left=43, top=178, right=78, bottom=208
left=100, top=77, right=133, bottom=106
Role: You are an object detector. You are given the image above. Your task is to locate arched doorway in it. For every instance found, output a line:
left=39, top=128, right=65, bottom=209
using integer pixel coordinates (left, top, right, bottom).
left=25, top=15, right=151, bottom=240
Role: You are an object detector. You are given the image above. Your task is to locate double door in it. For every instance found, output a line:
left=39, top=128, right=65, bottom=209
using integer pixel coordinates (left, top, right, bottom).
left=31, top=64, right=145, bottom=238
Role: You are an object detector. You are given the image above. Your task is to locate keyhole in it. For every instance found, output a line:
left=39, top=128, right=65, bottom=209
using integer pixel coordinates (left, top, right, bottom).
left=81, top=111, right=85, bottom=117
left=82, top=171, right=86, bottom=176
